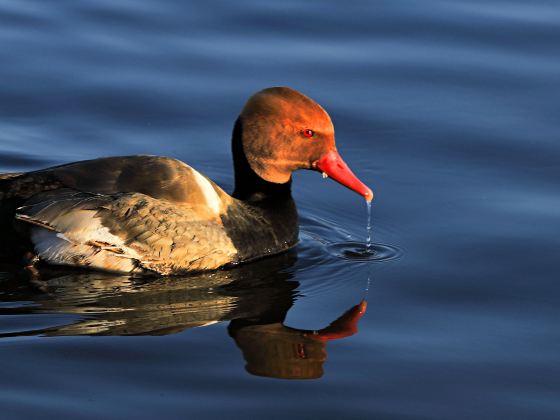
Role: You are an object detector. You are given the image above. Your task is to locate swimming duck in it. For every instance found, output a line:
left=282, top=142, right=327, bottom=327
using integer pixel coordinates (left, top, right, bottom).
left=0, top=87, right=372, bottom=275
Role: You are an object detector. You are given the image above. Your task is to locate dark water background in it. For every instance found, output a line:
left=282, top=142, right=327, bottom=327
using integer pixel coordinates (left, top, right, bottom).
left=1, top=1, right=559, bottom=418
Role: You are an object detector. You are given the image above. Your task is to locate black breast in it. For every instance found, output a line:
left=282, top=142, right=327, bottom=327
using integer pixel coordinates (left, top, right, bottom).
left=221, top=198, right=299, bottom=264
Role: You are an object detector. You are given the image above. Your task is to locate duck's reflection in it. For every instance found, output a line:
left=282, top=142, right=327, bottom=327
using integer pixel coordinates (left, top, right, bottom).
left=0, top=252, right=367, bottom=380
left=229, top=301, right=366, bottom=379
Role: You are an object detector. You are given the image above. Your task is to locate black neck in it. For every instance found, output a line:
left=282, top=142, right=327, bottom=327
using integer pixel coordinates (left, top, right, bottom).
left=231, top=118, right=292, bottom=202
left=223, top=118, right=299, bottom=263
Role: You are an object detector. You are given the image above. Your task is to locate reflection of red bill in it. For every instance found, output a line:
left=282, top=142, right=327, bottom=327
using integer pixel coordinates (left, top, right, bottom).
left=312, top=300, right=368, bottom=342
left=315, top=150, right=373, bottom=202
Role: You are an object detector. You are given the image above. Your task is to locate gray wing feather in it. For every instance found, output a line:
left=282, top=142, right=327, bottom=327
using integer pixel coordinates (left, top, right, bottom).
left=16, top=190, right=236, bottom=274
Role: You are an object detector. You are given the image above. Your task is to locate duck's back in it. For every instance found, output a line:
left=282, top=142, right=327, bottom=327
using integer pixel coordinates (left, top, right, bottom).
left=1, top=155, right=230, bottom=206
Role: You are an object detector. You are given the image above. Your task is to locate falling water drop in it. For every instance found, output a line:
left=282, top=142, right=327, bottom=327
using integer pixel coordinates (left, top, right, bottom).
left=324, top=198, right=401, bottom=262
left=366, top=200, right=372, bottom=253
left=364, top=270, right=371, bottom=299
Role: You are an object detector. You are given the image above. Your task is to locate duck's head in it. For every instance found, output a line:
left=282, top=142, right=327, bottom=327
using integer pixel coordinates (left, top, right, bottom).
left=239, top=87, right=373, bottom=202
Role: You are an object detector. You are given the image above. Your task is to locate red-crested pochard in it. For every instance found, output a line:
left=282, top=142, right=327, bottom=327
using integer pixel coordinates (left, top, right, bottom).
left=0, top=87, right=373, bottom=275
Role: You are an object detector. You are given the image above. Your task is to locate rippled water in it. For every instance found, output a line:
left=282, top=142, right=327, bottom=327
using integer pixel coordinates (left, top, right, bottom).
left=1, top=1, right=559, bottom=419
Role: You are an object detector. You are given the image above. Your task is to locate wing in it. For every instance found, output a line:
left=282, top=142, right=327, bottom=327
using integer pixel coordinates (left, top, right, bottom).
left=2, top=155, right=232, bottom=208
left=16, top=190, right=238, bottom=275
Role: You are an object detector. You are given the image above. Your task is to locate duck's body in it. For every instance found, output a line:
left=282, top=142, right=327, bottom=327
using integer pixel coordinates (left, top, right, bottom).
left=0, top=87, right=372, bottom=275
left=0, top=154, right=298, bottom=275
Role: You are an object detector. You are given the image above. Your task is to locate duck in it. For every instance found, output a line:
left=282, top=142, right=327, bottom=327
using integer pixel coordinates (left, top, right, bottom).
left=0, top=87, right=373, bottom=275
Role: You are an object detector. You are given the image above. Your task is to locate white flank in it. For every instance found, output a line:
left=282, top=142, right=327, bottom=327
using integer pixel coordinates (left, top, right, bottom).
left=190, top=169, right=221, bottom=214
left=31, top=228, right=136, bottom=273
left=26, top=210, right=141, bottom=273
left=36, top=210, right=136, bottom=257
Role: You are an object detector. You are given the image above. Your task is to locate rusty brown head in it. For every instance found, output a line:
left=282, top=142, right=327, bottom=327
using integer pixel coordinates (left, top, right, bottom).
left=239, top=87, right=373, bottom=202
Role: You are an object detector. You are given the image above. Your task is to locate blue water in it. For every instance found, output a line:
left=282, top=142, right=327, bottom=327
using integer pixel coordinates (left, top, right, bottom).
left=1, top=1, right=559, bottom=418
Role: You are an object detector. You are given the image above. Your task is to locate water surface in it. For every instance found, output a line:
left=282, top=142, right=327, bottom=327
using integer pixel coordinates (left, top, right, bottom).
left=1, top=1, right=559, bottom=419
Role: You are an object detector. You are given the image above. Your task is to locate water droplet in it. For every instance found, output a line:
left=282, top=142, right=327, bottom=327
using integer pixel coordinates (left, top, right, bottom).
left=366, top=200, right=372, bottom=252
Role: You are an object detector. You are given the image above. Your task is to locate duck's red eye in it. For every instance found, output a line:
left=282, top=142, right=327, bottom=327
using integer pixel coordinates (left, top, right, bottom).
left=303, top=129, right=314, bottom=138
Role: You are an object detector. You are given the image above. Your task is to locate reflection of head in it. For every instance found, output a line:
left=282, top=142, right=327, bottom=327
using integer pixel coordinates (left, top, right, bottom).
left=229, top=300, right=367, bottom=380
left=231, top=323, right=326, bottom=380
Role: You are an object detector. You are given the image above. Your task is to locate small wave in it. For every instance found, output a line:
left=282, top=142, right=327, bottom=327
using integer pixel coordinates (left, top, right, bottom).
left=326, top=241, right=401, bottom=263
